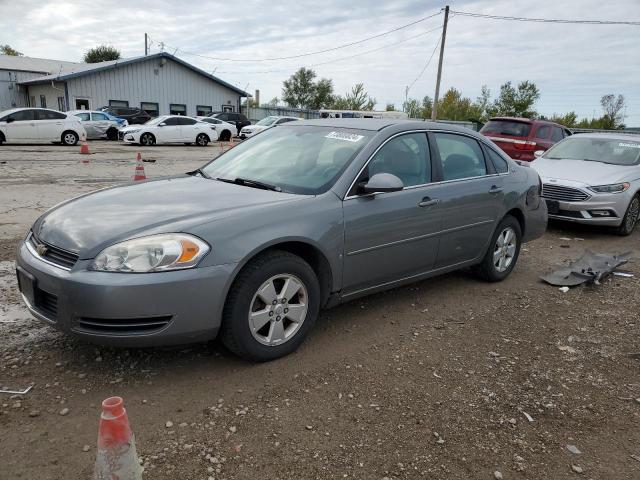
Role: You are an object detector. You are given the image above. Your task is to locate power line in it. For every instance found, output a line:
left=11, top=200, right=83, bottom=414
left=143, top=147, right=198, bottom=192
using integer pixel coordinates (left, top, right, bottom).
left=407, top=35, right=441, bottom=92
left=450, top=10, right=640, bottom=26
left=164, top=10, right=442, bottom=63
left=209, top=26, right=443, bottom=75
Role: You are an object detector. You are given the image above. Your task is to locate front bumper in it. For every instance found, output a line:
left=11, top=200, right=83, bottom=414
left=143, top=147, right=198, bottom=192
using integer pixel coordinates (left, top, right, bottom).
left=16, top=241, right=237, bottom=347
left=543, top=196, right=627, bottom=226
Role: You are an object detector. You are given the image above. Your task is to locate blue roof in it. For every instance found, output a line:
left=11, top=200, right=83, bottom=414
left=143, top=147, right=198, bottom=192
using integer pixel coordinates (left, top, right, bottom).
left=19, top=52, right=248, bottom=96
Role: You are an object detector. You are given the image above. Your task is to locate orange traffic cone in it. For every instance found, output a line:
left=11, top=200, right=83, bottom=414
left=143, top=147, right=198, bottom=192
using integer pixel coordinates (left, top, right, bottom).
left=80, top=140, right=90, bottom=155
left=132, top=153, right=146, bottom=181
left=93, top=396, right=142, bottom=480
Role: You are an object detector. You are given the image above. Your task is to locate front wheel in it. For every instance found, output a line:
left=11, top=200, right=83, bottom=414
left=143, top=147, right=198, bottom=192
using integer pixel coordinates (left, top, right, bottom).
left=615, top=195, right=639, bottom=236
left=196, top=133, right=209, bottom=147
left=140, top=133, right=155, bottom=146
left=221, top=251, right=320, bottom=362
left=477, top=215, right=522, bottom=282
left=61, top=131, right=79, bottom=146
left=106, top=128, right=118, bottom=141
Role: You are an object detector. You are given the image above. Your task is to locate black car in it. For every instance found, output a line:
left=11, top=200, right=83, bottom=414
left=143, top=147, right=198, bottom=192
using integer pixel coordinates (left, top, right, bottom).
left=99, top=106, right=152, bottom=125
left=208, top=112, right=251, bottom=135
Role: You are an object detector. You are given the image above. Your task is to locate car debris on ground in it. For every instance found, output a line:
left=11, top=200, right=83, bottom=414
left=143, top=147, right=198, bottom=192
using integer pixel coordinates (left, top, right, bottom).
left=541, top=250, right=632, bottom=287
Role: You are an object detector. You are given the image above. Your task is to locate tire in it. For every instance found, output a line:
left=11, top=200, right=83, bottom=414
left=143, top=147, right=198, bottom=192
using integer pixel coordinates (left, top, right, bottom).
left=615, top=195, right=640, bottom=236
left=477, top=215, right=522, bottom=282
left=61, top=131, right=79, bottom=146
left=221, top=250, right=320, bottom=362
left=140, top=133, right=155, bottom=146
left=219, top=130, right=231, bottom=142
left=196, top=133, right=209, bottom=147
left=0, top=133, right=4, bottom=145
left=106, top=128, right=118, bottom=141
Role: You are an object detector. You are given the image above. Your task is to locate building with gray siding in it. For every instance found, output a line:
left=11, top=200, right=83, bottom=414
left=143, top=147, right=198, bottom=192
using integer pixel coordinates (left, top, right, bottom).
left=0, top=53, right=248, bottom=116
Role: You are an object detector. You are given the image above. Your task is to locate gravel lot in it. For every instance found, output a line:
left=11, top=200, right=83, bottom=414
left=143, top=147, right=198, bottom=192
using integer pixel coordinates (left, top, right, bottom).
left=1, top=142, right=639, bottom=479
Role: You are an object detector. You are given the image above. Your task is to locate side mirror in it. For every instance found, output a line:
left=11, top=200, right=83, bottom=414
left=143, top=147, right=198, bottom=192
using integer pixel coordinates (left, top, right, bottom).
left=360, top=173, right=404, bottom=194
left=158, top=122, right=166, bottom=127
left=534, top=150, right=544, bottom=158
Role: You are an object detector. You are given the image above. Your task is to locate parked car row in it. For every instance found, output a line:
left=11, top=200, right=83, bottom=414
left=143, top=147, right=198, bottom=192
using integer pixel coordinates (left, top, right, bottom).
left=0, top=108, right=86, bottom=146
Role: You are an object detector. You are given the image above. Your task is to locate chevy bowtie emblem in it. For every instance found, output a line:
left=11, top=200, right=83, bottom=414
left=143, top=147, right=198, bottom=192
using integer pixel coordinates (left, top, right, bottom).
left=36, top=243, right=48, bottom=256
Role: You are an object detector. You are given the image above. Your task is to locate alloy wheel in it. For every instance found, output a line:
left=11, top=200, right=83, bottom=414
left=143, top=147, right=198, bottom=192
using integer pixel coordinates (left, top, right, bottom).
left=493, top=227, right=517, bottom=273
left=248, top=274, right=308, bottom=347
left=625, top=197, right=639, bottom=232
left=64, top=133, right=77, bottom=145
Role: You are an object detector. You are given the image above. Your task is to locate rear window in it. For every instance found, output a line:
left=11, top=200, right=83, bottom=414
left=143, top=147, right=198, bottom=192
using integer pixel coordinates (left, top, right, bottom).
left=481, top=120, right=532, bottom=137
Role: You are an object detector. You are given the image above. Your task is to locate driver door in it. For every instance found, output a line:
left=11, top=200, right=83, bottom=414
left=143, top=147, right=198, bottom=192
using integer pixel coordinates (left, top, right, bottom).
left=342, top=132, right=443, bottom=295
left=158, top=117, right=181, bottom=142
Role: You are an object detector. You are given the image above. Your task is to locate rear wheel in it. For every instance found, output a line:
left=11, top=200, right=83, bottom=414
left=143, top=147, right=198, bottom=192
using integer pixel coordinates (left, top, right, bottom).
left=219, top=130, right=231, bottom=142
left=0, top=132, right=4, bottom=145
left=140, top=133, right=155, bottom=146
left=221, top=251, right=320, bottom=362
left=61, top=131, right=79, bottom=146
left=615, top=195, right=639, bottom=236
left=196, top=133, right=209, bottom=146
left=478, top=215, right=522, bottom=282
left=106, top=128, right=118, bottom=141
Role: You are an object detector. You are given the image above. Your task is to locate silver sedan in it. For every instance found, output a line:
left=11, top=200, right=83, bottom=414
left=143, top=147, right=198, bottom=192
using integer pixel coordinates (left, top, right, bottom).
left=532, top=133, right=640, bottom=235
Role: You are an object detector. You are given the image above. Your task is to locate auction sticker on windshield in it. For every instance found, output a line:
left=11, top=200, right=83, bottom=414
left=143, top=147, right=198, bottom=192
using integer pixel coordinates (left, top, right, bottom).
left=619, top=142, right=640, bottom=149
left=325, top=131, right=364, bottom=142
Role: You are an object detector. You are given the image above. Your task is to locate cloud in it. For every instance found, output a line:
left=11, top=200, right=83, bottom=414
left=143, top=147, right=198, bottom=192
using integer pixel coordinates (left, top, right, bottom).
left=1, top=0, right=638, bottom=122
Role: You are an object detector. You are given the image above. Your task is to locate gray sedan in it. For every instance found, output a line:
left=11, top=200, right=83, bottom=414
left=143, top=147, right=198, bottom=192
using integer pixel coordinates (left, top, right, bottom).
left=532, top=133, right=640, bottom=235
left=16, top=119, right=546, bottom=361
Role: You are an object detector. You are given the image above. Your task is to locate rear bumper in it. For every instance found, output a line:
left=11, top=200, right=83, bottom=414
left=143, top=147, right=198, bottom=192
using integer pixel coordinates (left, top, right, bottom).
left=16, top=240, right=237, bottom=347
left=523, top=201, right=548, bottom=242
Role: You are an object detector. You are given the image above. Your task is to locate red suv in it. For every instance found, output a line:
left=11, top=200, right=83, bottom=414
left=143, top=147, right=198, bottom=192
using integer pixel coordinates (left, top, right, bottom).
left=480, top=117, right=572, bottom=161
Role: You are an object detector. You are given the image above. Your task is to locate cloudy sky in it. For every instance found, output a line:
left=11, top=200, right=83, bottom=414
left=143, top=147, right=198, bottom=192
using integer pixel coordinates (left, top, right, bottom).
left=1, top=0, right=639, bottom=123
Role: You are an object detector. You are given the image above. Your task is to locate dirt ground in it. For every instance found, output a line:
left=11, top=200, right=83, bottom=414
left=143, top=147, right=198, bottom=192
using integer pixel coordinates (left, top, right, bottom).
left=1, top=143, right=639, bottom=479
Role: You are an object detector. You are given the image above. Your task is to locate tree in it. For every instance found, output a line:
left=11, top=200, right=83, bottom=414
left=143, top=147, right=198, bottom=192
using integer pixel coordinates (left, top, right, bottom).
left=474, top=85, right=492, bottom=122
left=435, top=87, right=483, bottom=122
left=548, top=111, right=578, bottom=128
left=83, top=45, right=121, bottom=63
left=332, top=83, right=376, bottom=111
left=491, top=80, right=540, bottom=118
left=600, top=94, right=625, bottom=129
left=385, top=103, right=396, bottom=111
left=403, top=95, right=432, bottom=119
left=282, top=68, right=334, bottom=109
left=264, top=97, right=279, bottom=107
left=1, top=44, right=23, bottom=56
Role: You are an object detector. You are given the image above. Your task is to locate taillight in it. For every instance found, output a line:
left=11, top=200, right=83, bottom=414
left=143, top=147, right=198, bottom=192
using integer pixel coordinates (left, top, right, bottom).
left=513, top=140, right=537, bottom=151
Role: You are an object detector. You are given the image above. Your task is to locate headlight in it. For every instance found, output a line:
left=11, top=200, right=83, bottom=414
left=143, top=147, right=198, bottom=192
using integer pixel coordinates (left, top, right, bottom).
left=588, top=182, right=630, bottom=194
left=90, top=234, right=210, bottom=273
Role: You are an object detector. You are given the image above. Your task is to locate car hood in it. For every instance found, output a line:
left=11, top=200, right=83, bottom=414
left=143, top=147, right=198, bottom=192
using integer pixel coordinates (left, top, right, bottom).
left=34, top=176, right=304, bottom=258
left=245, top=125, right=268, bottom=131
left=531, top=157, right=632, bottom=185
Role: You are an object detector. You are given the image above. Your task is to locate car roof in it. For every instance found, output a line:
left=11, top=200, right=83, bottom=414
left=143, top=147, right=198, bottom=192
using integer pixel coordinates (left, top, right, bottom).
left=287, top=118, right=476, bottom=133
left=569, top=132, right=640, bottom=142
left=489, top=116, right=567, bottom=127
left=0, top=107, right=69, bottom=116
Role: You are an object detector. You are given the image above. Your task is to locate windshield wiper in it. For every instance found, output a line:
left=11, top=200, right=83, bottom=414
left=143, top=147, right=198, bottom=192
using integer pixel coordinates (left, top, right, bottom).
left=216, top=177, right=281, bottom=192
left=187, top=168, right=211, bottom=179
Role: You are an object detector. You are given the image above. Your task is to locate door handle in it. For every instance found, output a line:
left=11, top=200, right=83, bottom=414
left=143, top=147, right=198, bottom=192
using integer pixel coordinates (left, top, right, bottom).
left=418, top=197, right=440, bottom=208
left=489, top=185, right=503, bottom=194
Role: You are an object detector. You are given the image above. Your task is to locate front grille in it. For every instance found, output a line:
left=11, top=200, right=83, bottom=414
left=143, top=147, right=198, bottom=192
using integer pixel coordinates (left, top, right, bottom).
left=35, top=289, right=58, bottom=319
left=542, top=184, right=590, bottom=202
left=74, top=316, right=173, bottom=335
left=29, top=234, right=79, bottom=269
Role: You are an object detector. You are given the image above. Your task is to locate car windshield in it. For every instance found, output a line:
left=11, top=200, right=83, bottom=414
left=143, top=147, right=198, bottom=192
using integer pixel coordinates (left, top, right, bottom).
left=145, top=117, right=167, bottom=126
left=202, top=125, right=373, bottom=194
left=481, top=120, right=532, bottom=137
left=544, top=136, right=640, bottom=165
left=256, top=116, right=278, bottom=126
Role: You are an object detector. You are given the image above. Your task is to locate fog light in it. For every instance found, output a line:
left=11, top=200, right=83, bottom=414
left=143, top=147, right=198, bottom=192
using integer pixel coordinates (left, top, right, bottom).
left=589, top=210, right=612, bottom=217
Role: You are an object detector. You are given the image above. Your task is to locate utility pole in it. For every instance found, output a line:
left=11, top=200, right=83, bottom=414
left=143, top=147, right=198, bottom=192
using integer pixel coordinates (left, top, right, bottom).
left=144, top=33, right=148, bottom=56
left=404, top=85, right=409, bottom=112
left=431, top=5, right=449, bottom=121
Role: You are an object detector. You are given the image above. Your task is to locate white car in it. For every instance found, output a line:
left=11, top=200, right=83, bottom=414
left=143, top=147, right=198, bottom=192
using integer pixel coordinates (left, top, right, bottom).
left=0, top=108, right=87, bottom=146
left=196, top=117, right=236, bottom=142
left=119, top=115, right=215, bottom=146
left=68, top=110, right=127, bottom=140
left=239, top=116, right=299, bottom=139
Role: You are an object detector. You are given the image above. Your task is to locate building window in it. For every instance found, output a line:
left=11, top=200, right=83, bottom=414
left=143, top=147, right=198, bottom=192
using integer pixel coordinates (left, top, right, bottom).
left=221, top=105, right=234, bottom=112
left=75, top=99, right=90, bottom=110
left=40, top=95, right=46, bottom=108
left=29, top=96, right=36, bottom=107
left=141, top=102, right=159, bottom=117
left=109, top=100, right=129, bottom=107
left=57, top=96, right=65, bottom=111
left=170, top=104, right=186, bottom=116
left=197, top=105, right=212, bottom=116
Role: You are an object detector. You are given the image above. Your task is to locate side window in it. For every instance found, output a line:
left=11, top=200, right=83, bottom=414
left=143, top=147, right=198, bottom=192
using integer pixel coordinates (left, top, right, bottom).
left=218, top=114, right=229, bottom=121
left=35, top=110, right=66, bottom=120
left=365, top=133, right=431, bottom=188
left=163, top=117, right=180, bottom=126
left=485, top=147, right=509, bottom=174
left=434, top=133, right=487, bottom=181
left=75, top=112, right=91, bottom=121
left=277, top=118, right=296, bottom=124
left=91, top=112, right=109, bottom=121
left=534, top=125, right=550, bottom=139
left=178, top=117, right=197, bottom=126
left=8, top=110, right=36, bottom=121
left=550, top=127, right=564, bottom=142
